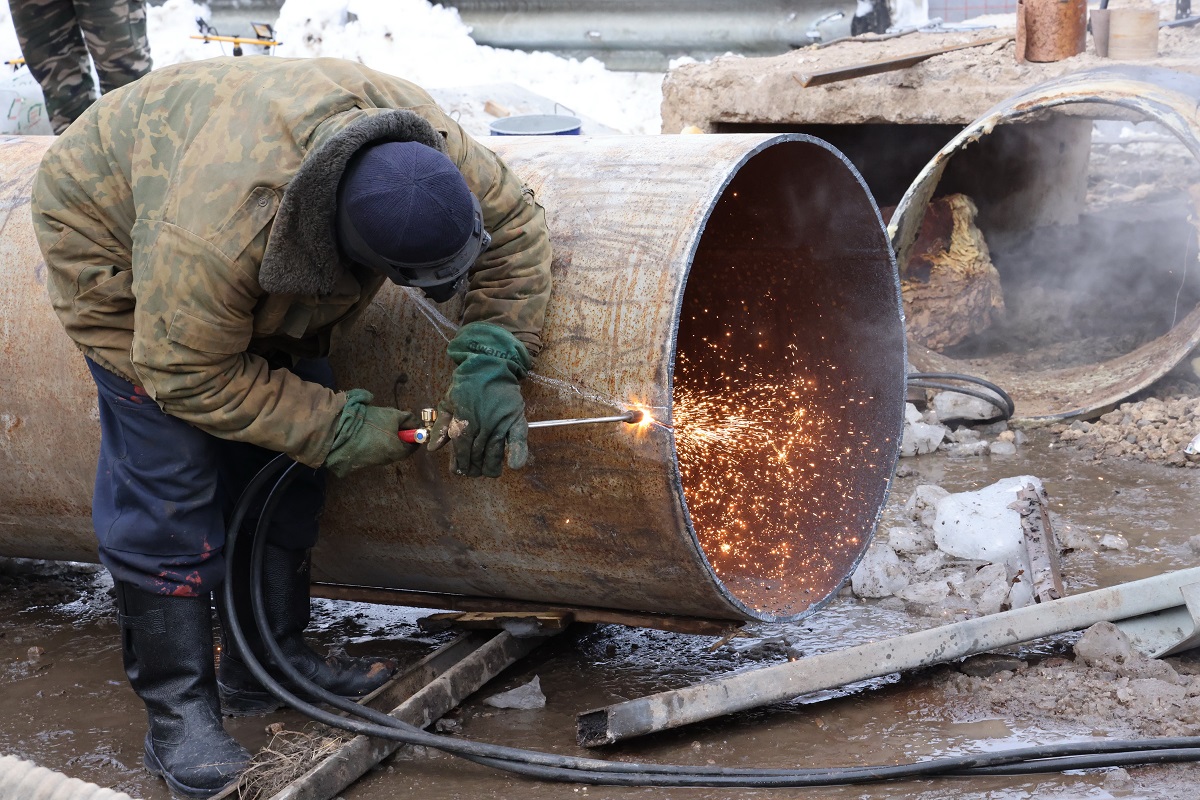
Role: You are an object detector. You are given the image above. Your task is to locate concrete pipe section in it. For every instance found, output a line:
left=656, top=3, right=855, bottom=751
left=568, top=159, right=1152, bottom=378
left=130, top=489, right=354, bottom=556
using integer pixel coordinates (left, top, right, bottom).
left=890, top=66, right=1200, bottom=422
left=0, top=133, right=904, bottom=624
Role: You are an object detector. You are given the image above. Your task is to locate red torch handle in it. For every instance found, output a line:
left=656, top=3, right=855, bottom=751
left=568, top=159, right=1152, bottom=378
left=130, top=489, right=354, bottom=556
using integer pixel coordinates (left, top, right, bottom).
left=398, top=428, right=427, bottom=445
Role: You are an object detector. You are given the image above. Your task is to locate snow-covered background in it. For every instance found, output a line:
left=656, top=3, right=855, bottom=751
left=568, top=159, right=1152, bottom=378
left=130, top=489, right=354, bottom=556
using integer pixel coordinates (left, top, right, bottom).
left=2, top=0, right=665, bottom=135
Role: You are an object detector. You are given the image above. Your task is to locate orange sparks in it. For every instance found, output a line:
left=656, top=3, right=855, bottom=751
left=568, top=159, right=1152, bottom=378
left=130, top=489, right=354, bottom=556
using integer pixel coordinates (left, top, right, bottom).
left=671, top=350, right=884, bottom=614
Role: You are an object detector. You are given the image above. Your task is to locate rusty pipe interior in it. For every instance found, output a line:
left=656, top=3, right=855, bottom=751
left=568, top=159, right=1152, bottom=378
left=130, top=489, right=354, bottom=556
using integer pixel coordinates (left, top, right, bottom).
left=0, top=133, right=904, bottom=624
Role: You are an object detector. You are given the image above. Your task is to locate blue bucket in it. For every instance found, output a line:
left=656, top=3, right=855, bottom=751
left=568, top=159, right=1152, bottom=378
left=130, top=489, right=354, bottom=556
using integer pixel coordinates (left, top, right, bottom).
left=489, top=113, right=582, bottom=136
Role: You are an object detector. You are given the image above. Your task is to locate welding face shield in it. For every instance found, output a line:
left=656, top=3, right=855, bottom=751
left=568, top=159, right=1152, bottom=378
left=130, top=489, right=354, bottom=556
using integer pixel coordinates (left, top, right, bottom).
left=335, top=141, right=491, bottom=303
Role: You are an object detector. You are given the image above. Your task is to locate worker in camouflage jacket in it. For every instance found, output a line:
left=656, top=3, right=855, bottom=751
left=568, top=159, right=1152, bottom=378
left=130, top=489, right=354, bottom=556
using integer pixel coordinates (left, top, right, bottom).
left=32, top=56, right=551, bottom=799
left=7, top=0, right=151, bottom=134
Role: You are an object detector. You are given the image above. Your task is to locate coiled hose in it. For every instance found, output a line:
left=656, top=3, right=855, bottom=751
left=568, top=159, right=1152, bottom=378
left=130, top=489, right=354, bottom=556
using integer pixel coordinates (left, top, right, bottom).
left=0, top=754, right=140, bottom=800
left=223, top=457, right=1200, bottom=787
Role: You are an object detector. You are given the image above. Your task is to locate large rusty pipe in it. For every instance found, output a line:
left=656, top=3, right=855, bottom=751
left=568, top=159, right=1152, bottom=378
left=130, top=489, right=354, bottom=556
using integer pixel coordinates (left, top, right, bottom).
left=0, top=133, right=904, bottom=623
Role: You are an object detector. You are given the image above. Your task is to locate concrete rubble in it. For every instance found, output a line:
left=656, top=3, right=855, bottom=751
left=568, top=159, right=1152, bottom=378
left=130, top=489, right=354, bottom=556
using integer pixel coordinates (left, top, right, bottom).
left=900, top=402, right=1019, bottom=459
left=946, top=621, right=1200, bottom=740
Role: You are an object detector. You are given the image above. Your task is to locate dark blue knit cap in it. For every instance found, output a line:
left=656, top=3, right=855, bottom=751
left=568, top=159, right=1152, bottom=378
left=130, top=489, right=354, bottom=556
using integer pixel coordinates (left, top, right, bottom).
left=338, top=141, right=475, bottom=265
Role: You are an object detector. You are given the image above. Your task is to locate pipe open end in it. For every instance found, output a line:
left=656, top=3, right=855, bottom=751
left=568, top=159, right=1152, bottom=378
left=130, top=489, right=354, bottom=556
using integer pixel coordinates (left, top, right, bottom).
left=673, top=136, right=906, bottom=621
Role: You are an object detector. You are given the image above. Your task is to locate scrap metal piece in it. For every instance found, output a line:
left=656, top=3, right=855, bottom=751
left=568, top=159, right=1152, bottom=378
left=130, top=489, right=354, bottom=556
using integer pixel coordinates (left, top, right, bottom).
left=1012, top=482, right=1065, bottom=603
left=577, top=566, right=1200, bottom=747
left=1115, top=581, right=1200, bottom=658
left=890, top=67, right=1200, bottom=422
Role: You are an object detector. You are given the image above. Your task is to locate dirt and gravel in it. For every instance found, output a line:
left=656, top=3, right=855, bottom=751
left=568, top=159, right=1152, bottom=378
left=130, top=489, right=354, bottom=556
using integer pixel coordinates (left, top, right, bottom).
left=1050, top=375, right=1200, bottom=467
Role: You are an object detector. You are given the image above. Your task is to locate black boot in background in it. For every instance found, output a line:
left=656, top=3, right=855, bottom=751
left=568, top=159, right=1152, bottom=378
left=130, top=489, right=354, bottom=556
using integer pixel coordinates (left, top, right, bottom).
left=217, top=544, right=397, bottom=716
left=116, top=581, right=251, bottom=799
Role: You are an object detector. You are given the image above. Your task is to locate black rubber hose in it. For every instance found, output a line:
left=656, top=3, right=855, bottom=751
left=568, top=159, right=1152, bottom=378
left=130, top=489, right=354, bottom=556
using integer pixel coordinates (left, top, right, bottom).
left=221, top=457, right=1200, bottom=786
left=907, top=371, right=1016, bottom=419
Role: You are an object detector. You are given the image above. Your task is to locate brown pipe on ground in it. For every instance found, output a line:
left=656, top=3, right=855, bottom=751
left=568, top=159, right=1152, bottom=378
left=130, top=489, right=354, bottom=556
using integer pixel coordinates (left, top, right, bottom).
left=0, top=133, right=905, bottom=623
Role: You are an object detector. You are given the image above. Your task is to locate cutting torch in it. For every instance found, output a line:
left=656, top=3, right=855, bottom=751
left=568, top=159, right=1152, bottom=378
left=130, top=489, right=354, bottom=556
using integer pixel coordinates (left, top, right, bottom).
left=399, top=408, right=644, bottom=444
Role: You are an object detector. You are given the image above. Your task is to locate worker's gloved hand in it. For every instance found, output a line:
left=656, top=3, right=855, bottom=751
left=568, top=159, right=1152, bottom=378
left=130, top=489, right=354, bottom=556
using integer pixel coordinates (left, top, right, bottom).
left=323, top=389, right=419, bottom=478
left=428, top=322, right=532, bottom=478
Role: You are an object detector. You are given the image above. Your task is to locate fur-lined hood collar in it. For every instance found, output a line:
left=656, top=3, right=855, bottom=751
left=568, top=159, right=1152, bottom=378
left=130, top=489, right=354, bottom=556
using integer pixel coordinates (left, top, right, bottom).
left=258, top=109, right=446, bottom=296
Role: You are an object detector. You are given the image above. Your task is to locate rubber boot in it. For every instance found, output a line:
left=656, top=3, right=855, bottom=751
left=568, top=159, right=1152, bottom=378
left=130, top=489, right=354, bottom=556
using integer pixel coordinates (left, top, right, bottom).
left=116, top=581, right=251, bottom=799
left=217, top=544, right=397, bottom=716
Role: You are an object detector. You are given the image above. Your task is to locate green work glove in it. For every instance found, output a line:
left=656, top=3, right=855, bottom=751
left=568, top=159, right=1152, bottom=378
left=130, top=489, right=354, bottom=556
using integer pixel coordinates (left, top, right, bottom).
left=323, top=389, right=419, bottom=478
left=428, top=322, right=532, bottom=478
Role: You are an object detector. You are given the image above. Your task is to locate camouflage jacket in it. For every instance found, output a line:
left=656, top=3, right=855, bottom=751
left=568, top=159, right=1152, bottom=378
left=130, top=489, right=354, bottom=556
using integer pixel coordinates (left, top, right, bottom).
left=33, top=56, right=552, bottom=467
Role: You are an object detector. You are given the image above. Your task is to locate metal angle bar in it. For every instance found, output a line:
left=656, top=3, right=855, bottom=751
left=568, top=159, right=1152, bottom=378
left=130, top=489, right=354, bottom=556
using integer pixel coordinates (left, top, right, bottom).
left=267, top=631, right=550, bottom=800
left=1116, top=582, right=1200, bottom=658
left=577, top=567, right=1200, bottom=747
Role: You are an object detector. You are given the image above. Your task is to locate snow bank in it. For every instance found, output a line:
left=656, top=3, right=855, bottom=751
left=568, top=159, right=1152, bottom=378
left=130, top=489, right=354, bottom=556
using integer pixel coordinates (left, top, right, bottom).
left=1, top=6, right=20, bottom=64
left=270, top=0, right=662, bottom=134
left=2, top=0, right=663, bottom=135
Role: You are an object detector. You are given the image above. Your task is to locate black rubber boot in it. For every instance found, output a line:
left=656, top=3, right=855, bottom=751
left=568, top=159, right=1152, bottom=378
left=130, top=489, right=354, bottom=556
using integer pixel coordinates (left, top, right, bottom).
left=116, top=582, right=251, bottom=799
left=217, top=544, right=397, bottom=716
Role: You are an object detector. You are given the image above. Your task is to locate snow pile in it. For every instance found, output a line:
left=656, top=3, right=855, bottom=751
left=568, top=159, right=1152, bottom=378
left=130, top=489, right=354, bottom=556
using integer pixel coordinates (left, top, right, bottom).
left=147, top=0, right=236, bottom=67
left=1, top=6, right=20, bottom=63
left=271, top=0, right=663, bottom=134
left=1, top=0, right=664, bottom=135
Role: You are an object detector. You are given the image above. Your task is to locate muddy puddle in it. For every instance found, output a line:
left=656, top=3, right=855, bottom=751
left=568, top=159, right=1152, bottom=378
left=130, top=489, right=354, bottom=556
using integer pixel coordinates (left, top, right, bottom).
left=2, top=431, right=1198, bottom=799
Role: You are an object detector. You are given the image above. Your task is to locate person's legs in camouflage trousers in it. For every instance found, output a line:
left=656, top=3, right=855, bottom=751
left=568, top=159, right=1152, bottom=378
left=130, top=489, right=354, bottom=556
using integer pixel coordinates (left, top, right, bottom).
left=75, top=0, right=150, bottom=95
left=9, top=0, right=150, bottom=134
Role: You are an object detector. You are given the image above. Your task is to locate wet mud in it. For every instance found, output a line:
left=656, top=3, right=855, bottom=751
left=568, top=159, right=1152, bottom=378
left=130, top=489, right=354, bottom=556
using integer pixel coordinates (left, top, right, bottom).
left=3, top=431, right=1199, bottom=799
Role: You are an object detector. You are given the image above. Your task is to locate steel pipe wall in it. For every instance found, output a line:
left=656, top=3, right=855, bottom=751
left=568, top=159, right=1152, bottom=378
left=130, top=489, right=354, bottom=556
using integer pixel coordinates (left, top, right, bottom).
left=0, top=133, right=904, bottom=623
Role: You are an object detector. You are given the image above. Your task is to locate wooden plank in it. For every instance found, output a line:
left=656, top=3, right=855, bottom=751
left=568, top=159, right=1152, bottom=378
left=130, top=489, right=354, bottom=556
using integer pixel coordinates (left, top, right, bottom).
left=267, top=631, right=549, bottom=800
left=309, top=582, right=739, bottom=638
left=418, top=611, right=573, bottom=635
left=795, top=36, right=1012, bottom=88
